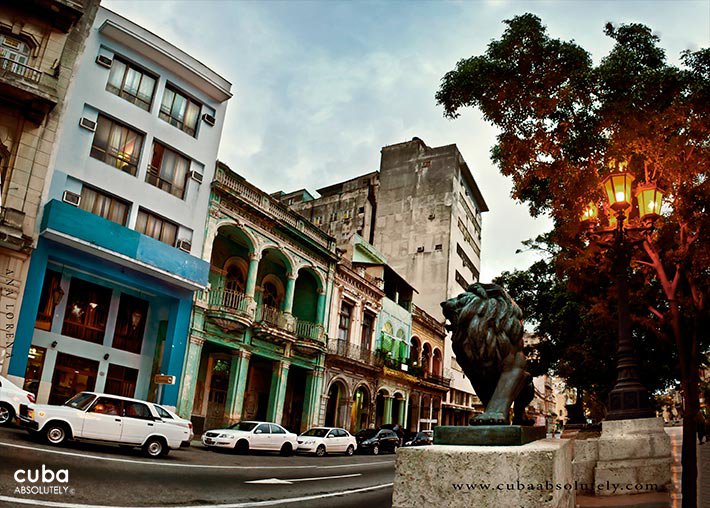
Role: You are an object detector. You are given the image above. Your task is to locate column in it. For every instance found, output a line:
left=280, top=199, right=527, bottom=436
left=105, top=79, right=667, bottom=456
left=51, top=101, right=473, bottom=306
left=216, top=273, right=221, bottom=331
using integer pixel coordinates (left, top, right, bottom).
left=316, top=289, right=327, bottom=325
left=159, top=295, right=193, bottom=406
left=267, top=360, right=290, bottom=424
left=176, top=336, right=204, bottom=418
left=400, top=395, right=408, bottom=427
left=383, top=395, right=393, bottom=425
left=283, top=273, right=297, bottom=314
left=301, top=366, right=325, bottom=431
left=225, top=350, right=251, bottom=423
left=244, top=253, right=260, bottom=298
left=7, top=238, right=49, bottom=382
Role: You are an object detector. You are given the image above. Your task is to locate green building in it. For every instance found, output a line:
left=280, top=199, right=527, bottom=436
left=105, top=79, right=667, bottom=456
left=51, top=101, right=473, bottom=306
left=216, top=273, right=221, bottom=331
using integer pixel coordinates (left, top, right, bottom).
left=177, top=162, right=338, bottom=434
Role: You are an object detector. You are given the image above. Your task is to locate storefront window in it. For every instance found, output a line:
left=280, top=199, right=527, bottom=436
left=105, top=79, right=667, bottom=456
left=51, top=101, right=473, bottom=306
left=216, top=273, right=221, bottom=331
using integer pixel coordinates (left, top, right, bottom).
left=104, top=364, right=138, bottom=398
left=35, top=270, right=62, bottom=331
left=49, top=353, right=98, bottom=405
left=61, top=277, right=112, bottom=344
left=112, top=294, right=149, bottom=354
left=23, top=346, right=46, bottom=396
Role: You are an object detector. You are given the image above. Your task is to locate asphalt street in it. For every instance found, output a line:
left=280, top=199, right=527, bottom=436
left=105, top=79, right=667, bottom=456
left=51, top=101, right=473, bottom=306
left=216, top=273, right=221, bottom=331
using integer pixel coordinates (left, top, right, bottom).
left=0, top=426, right=395, bottom=508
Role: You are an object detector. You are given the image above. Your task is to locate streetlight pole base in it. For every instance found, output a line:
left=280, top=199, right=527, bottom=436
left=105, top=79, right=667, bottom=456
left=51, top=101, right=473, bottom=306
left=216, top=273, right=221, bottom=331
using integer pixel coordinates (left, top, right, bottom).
left=605, top=382, right=655, bottom=420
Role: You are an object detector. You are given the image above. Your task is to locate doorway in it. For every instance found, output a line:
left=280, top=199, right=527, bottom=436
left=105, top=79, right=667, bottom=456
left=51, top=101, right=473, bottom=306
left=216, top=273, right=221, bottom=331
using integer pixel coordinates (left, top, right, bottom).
left=49, top=353, right=99, bottom=405
left=242, top=356, right=273, bottom=421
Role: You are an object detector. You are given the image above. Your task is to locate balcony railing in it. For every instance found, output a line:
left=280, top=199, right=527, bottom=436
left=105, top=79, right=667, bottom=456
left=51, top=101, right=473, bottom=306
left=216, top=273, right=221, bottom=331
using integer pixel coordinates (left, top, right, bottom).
left=328, top=339, right=383, bottom=367
left=0, top=57, right=41, bottom=84
left=208, top=288, right=249, bottom=312
left=423, top=372, right=451, bottom=387
left=295, top=319, right=324, bottom=341
left=255, top=304, right=288, bottom=329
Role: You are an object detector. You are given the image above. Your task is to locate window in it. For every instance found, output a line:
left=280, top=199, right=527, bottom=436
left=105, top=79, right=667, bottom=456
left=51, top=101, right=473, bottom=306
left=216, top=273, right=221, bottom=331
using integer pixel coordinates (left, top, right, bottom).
left=455, top=270, right=469, bottom=291
left=35, top=269, right=62, bottom=331
left=124, top=401, right=152, bottom=420
left=255, top=424, right=270, bottom=434
left=338, top=301, right=352, bottom=341
left=262, top=281, right=282, bottom=308
left=90, top=115, right=143, bottom=176
left=79, top=186, right=129, bottom=225
left=61, top=277, right=112, bottom=344
left=23, top=346, right=46, bottom=397
left=159, top=85, right=201, bottom=136
left=329, top=211, right=338, bottom=222
left=106, top=57, right=156, bottom=111
left=269, top=424, right=286, bottom=434
left=457, top=218, right=480, bottom=256
left=155, top=405, right=173, bottom=419
left=49, top=354, right=98, bottom=406
left=147, top=142, right=190, bottom=199
left=135, top=208, right=178, bottom=246
left=361, top=312, right=374, bottom=351
left=105, top=364, right=139, bottom=398
left=0, top=34, right=36, bottom=81
left=89, top=396, right=123, bottom=416
left=112, top=294, right=149, bottom=354
left=313, top=216, right=323, bottom=227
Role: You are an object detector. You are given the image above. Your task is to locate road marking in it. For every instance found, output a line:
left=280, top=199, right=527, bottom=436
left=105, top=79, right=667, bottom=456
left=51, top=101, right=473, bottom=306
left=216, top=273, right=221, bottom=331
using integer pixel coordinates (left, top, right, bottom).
left=0, top=442, right=394, bottom=470
left=0, top=483, right=394, bottom=508
left=245, top=473, right=361, bottom=484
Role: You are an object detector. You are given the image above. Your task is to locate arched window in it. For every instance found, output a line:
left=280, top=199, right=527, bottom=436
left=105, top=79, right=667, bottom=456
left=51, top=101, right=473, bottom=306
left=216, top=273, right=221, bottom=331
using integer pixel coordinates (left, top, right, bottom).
left=262, top=281, right=281, bottom=308
left=224, top=265, right=245, bottom=293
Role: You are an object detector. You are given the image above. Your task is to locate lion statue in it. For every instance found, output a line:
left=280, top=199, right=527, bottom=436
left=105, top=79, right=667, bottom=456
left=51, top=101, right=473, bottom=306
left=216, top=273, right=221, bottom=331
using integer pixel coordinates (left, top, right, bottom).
left=441, top=282, right=534, bottom=425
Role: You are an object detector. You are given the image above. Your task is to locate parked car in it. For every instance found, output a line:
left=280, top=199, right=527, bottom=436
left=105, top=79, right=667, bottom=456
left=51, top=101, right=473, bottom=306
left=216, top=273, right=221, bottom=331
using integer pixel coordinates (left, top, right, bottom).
left=380, top=423, right=405, bottom=444
left=297, top=427, right=357, bottom=456
left=152, top=403, right=194, bottom=443
left=0, top=374, right=35, bottom=426
left=355, top=428, right=400, bottom=455
left=403, top=430, right=433, bottom=447
left=18, top=391, right=190, bottom=457
left=202, top=421, right=298, bottom=456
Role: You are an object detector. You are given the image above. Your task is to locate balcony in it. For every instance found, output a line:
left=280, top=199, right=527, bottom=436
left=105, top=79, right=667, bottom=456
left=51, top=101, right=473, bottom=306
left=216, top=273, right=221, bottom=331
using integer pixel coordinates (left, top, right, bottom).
left=327, top=339, right=383, bottom=369
left=0, top=207, right=31, bottom=252
left=205, top=288, right=254, bottom=333
left=0, top=57, right=57, bottom=124
left=421, top=372, right=451, bottom=388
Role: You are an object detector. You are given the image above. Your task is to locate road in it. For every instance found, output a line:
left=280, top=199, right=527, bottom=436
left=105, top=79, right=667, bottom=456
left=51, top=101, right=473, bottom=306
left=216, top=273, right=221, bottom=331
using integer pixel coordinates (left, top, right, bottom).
left=0, top=427, right=395, bottom=508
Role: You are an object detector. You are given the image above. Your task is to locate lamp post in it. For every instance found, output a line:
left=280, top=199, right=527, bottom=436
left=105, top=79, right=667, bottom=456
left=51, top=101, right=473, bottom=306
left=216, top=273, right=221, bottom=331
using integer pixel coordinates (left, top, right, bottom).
left=580, top=162, right=664, bottom=420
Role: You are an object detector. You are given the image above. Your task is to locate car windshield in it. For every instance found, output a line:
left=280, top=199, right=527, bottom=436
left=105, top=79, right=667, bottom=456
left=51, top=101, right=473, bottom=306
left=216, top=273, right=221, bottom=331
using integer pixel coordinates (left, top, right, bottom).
left=154, top=405, right=173, bottom=419
left=301, top=428, right=329, bottom=437
left=229, top=422, right=257, bottom=431
left=357, top=429, right=378, bottom=439
left=64, top=392, right=95, bottom=410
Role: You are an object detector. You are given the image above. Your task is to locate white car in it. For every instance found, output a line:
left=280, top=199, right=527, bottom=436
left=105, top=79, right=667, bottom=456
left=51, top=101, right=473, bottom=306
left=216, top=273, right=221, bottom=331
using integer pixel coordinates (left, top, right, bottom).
left=0, top=374, right=35, bottom=426
left=297, top=427, right=357, bottom=456
left=152, top=403, right=194, bottom=443
left=202, top=421, right=298, bottom=455
left=18, top=391, right=190, bottom=458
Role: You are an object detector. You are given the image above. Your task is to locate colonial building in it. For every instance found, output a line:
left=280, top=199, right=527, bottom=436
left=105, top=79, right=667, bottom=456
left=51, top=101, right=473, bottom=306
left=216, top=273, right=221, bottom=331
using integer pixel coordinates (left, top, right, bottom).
left=407, top=304, right=450, bottom=430
left=0, top=0, right=100, bottom=377
left=6, top=7, right=232, bottom=407
left=278, top=137, right=488, bottom=426
left=180, top=162, right=338, bottom=435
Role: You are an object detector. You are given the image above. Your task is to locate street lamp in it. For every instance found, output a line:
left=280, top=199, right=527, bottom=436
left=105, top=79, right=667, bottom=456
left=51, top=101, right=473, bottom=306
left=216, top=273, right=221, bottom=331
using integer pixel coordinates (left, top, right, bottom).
left=581, top=162, right=665, bottom=421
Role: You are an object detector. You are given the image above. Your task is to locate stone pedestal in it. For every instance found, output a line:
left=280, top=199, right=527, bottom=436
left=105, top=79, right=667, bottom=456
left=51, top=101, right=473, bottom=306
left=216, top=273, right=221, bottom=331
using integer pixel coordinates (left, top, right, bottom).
left=571, top=437, right=599, bottom=494
left=594, top=417, right=671, bottom=496
left=393, top=439, right=574, bottom=508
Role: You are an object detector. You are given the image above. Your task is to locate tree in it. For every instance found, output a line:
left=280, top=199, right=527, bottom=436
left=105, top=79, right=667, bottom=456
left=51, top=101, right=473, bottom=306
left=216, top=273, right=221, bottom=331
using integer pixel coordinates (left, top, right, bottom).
left=437, top=14, right=709, bottom=507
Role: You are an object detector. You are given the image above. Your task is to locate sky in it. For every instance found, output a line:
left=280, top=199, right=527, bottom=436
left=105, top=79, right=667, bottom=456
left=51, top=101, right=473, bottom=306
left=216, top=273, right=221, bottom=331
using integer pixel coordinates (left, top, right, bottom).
left=104, top=0, right=709, bottom=281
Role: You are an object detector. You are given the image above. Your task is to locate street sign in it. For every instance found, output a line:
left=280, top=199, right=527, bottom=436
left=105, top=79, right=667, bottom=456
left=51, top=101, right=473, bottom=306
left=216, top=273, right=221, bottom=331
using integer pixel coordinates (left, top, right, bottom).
left=153, top=375, right=175, bottom=385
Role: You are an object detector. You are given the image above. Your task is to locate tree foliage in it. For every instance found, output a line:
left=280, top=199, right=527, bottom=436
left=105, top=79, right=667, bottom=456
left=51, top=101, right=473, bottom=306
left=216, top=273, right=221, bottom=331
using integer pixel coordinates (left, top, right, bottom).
left=437, top=14, right=708, bottom=506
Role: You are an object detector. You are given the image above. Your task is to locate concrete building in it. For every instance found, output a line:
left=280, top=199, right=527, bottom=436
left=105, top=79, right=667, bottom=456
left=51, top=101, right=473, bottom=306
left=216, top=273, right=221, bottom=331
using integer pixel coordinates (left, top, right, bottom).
left=279, top=137, right=488, bottom=425
left=181, top=162, right=338, bottom=434
left=6, top=7, right=232, bottom=407
left=0, top=0, right=100, bottom=378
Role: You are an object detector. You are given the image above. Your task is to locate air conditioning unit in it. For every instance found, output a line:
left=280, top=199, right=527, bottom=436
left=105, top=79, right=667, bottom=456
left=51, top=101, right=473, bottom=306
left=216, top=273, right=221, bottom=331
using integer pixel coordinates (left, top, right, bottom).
left=79, top=117, right=97, bottom=132
left=62, top=190, right=81, bottom=207
left=176, top=239, right=192, bottom=253
left=95, top=55, right=113, bottom=68
left=202, top=113, right=216, bottom=126
left=189, top=171, right=203, bottom=184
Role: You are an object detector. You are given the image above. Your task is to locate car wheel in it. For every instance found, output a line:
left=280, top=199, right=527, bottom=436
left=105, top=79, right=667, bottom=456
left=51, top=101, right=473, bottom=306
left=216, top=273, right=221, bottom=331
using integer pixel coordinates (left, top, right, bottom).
left=143, top=437, right=167, bottom=458
left=0, top=403, right=14, bottom=426
left=372, top=444, right=379, bottom=455
left=315, top=444, right=326, bottom=457
left=44, top=422, right=68, bottom=445
left=234, top=439, right=249, bottom=454
left=280, top=442, right=293, bottom=457
left=346, top=445, right=354, bottom=456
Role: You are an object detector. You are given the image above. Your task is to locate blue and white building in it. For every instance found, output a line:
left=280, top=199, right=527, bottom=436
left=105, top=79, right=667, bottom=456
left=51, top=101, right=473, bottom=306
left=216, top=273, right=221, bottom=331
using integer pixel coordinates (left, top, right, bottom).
left=7, top=7, right=232, bottom=407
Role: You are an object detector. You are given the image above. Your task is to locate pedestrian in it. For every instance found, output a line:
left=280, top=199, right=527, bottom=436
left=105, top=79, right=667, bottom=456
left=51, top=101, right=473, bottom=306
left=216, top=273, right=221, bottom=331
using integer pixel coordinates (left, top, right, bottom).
left=698, top=411, right=707, bottom=445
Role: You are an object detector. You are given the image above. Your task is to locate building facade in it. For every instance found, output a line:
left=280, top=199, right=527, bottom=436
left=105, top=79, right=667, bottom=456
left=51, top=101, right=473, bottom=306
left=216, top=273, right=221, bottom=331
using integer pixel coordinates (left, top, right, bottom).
left=279, top=137, right=489, bottom=425
left=6, top=7, right=232, bottom=407
left=180, top=162, right=338, bottom=435
left=0, top=0, right=100, bottom=377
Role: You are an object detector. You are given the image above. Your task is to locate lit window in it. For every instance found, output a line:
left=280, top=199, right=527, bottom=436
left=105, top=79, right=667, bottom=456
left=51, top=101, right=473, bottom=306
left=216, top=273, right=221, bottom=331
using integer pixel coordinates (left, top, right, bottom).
left=90, top=115, right=143, bottom=176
